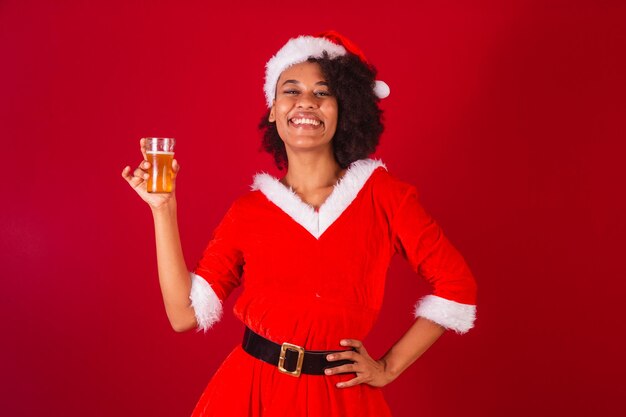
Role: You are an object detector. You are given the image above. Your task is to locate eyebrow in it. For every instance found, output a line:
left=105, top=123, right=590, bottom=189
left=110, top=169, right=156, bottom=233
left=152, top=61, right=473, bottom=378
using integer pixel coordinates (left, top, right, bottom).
left=281, top=79, right=329, bottom=87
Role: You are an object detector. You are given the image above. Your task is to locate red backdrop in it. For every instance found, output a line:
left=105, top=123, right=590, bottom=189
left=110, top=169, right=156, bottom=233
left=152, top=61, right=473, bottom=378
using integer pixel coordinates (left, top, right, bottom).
left=2, top=1, right=625, bottom=416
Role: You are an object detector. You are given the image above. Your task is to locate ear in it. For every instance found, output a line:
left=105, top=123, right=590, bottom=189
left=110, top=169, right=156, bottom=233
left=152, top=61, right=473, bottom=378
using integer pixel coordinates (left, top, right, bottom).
left=268, top=101, right=276, bottom=122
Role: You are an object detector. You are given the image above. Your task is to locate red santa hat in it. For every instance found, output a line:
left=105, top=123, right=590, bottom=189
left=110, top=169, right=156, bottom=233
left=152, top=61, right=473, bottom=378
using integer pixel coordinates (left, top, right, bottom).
left=263, top=30, right=391, bottom=108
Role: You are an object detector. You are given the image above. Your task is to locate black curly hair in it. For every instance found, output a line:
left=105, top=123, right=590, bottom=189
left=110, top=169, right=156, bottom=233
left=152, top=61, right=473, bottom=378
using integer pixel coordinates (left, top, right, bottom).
left=258, top=52, right=384, bottom=170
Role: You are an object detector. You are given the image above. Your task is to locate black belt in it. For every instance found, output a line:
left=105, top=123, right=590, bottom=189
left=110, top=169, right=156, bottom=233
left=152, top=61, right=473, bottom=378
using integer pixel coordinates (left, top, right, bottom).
left=242, top=326, right=355, bottom=377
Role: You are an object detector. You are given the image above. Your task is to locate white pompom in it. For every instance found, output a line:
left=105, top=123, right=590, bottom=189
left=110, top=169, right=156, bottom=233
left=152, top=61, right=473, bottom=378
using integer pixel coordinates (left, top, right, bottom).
left=373, top=80, right=390, bottom=99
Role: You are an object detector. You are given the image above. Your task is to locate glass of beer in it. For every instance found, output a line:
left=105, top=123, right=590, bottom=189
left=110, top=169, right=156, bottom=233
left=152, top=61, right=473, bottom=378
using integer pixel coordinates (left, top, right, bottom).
left=145, top=137, right=175, bottom=193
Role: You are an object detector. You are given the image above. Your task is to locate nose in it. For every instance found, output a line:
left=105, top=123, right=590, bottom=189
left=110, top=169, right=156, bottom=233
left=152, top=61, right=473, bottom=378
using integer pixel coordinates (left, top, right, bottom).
left=296, top=91, right=318, bottom=109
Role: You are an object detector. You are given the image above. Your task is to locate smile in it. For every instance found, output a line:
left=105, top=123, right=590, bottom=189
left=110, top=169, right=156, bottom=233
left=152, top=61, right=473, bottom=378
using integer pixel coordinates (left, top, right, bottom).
left=290, top=118, right=322, bottom=127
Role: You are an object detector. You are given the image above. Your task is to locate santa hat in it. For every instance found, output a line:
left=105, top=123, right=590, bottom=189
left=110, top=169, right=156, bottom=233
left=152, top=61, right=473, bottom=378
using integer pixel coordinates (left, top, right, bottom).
left=263, top=30, right=390, bottom=108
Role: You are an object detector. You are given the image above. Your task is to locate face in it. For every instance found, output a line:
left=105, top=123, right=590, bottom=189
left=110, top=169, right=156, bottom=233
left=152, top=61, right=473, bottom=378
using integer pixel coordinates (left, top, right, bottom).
left=269, top=61, right=338, bottom=154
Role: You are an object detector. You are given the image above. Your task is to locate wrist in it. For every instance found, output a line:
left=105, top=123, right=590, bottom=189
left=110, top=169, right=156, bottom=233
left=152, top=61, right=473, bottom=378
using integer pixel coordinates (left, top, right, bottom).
left=150, top=197, right=177, bottom=216
left=378, top=357, right=399, bottom=386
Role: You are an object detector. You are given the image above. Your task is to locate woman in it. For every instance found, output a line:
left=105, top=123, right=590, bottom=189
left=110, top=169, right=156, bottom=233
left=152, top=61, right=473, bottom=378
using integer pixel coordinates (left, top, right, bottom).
left=121, top=31, right=477, bottom=417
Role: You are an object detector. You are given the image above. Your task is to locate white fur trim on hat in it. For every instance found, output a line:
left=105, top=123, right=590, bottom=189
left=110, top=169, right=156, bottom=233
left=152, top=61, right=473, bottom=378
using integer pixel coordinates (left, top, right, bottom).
left=264, top=36, right=347, bottom=108
left=414, top=295, right=477, bottom=334
left=189, top=272, right=223, bottom=333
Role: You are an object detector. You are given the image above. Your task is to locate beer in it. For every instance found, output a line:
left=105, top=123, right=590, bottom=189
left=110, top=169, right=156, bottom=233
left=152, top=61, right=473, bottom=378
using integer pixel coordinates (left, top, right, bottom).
left=146, top=151, right=174, bottom=193
left=144, top=137, right=175, bottom=193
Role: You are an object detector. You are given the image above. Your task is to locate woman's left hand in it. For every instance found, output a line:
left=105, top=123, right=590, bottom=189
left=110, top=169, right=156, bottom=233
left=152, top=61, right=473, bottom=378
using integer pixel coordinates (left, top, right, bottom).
left=324, top=339, right=393, bottom=388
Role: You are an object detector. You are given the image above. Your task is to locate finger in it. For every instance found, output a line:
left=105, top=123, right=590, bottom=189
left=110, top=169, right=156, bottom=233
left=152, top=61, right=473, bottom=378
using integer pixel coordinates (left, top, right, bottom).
left=121, top=165, right=132, bottom=179
left=172, top=159, right=180, bottom=178
left=324, top=363, right=358, bottom=376
left=340, top=339, right=362, bottom=348
left=336, top=376, right=364, bottom=389
left=326, top=351, right=357, bottom=362
left=140, top=138, right=148, bottom=160
left=122, top=166, right=144, bottom=188
left=340, top=339, right=365, bottom=353
left=123, top=165, right=142, bottom=181
left=133, top=167, right=149, bottom=181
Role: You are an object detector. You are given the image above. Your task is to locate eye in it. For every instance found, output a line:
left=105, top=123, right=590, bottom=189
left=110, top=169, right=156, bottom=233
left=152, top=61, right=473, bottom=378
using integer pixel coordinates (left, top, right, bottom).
left=315, top=91, right=332, bottom=97
left=283, top=89, right=299, bottom=95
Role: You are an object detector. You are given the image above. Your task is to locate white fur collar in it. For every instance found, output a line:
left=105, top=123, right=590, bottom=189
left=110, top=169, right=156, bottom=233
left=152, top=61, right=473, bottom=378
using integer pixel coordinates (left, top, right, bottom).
left=251, top=159, right=386, bottom=239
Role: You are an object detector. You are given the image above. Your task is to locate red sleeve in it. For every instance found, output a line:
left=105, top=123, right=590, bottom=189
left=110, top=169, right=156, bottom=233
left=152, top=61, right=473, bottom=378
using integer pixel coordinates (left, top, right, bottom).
left=193, top=203, right=244, bottom=302
left=391, top=185, right=478, bottom=334
left=189, top=202, right=244, bottom=332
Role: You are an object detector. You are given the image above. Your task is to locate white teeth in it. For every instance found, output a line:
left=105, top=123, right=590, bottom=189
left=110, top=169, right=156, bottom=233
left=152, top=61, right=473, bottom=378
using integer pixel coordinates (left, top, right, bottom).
left=291, top=118, right=321, bottom=126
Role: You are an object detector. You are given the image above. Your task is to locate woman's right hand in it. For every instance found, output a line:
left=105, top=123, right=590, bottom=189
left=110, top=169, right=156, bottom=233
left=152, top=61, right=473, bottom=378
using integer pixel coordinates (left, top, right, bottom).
left=121, top=138, right=180, bottom=210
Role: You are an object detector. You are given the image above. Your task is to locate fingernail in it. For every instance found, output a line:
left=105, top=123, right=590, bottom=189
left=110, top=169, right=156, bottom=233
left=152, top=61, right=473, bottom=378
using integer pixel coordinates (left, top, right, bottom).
left=324, top=369, right=332, bottom=375
left=340, top=340, right=347, bottom=346
left=327, top=355, right=334, bottom=360
left=336, top=383, right=343, bottom=388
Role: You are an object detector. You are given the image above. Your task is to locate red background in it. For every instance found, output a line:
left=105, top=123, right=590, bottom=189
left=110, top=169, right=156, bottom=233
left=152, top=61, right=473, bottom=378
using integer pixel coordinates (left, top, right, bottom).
left=1, top=1, right=625, bottom=416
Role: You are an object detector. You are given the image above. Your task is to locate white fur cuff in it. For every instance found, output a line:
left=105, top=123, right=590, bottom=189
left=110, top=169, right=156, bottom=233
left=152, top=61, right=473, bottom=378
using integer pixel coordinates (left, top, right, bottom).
left=414, top=295, right=476, bottom=334
left=189, top=272, right=223, bottom=333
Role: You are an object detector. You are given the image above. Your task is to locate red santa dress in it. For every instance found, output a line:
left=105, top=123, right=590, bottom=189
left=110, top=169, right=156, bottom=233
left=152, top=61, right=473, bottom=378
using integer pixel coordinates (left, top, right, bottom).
left=188, top=159, right=477, bottom=417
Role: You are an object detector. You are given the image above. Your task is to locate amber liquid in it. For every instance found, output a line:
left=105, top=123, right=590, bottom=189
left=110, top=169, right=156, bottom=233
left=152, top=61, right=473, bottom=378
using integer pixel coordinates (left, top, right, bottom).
left=146, top=151, right=174, bottom=193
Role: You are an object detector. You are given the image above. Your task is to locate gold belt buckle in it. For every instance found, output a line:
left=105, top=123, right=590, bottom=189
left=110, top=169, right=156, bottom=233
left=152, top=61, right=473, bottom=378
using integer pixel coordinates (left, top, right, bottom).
left=278, top=342, right=305, bottom=377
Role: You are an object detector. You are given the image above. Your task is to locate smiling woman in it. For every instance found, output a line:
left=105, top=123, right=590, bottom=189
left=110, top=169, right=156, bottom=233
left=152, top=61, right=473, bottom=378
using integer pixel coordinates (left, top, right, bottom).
left=122, top=30, right=477, bottom=417
left=260, top=45, right=385, bottom=171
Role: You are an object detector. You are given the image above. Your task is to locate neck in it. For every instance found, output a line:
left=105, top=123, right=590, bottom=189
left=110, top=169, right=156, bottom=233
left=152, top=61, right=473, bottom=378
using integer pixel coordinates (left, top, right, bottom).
left=282, top=148, right=344, bottom=192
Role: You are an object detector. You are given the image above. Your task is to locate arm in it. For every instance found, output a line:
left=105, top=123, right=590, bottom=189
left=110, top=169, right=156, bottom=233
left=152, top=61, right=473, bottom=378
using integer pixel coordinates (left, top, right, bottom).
left=121, top=139, right=197, bottom=332
left=151, top=199, right=198, bottom=332
left=378, top=317, right=445, bottom=383
left=149, top=194, right=243, bottom=333
left=327, top=183, right=477, bottom=388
